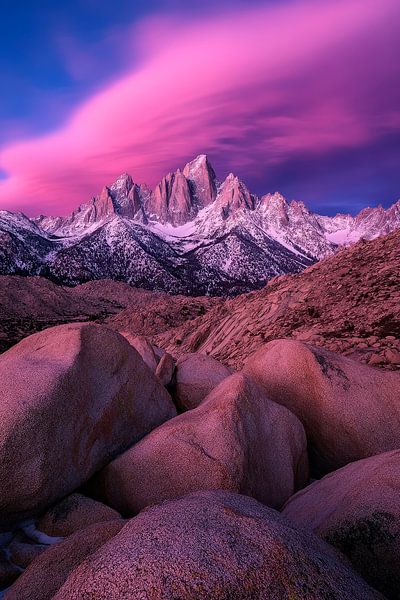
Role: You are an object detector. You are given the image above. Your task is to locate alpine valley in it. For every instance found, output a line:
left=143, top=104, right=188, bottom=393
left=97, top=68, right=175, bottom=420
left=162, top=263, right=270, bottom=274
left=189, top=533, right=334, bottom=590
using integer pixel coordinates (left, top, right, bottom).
left=1, top=154, right=399, bottom=295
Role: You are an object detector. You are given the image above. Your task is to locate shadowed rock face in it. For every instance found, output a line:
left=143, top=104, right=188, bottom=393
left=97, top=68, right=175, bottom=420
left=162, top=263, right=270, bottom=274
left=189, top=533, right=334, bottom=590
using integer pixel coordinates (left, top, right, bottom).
left=4, top=521, right=124, bottom=600
left=0, top=322, right=176, bottom=528
left=172, top=352, right=232, bottom=410
left=37, top=493, right=121, bottom=538
left=243, top=339, right=400, bottom=476
left=282, top=450, right=400, bottom=600
left=50, top=491, right=382, bottom=600
left=90, top=373, right=308, bottom=514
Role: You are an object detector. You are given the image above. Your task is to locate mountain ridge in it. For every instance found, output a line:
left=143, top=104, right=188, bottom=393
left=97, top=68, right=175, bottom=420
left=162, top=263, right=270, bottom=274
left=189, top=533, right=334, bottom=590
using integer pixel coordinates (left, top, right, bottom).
left=1, top=154, right=399, bottom=295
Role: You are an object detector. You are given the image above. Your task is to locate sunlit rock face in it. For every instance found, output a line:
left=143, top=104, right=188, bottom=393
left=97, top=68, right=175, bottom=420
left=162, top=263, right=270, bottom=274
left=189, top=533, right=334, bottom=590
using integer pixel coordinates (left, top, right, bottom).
left=0, top=322, right=176, bottom=528
left=244, top=339, right=400, bottom=476
left=147, top=169, right=196, bottom=225
left=182, top=154, right=217, bottom=209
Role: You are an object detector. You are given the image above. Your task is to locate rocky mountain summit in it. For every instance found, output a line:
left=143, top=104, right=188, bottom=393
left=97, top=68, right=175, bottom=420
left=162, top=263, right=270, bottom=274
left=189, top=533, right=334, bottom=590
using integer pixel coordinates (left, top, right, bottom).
left=1, top=154, right=399, bottom=294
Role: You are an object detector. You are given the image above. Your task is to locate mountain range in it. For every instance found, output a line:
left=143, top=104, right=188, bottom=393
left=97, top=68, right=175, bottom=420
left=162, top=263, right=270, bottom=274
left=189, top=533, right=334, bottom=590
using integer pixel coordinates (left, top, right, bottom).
left=1, top=154, right=399, bottom=295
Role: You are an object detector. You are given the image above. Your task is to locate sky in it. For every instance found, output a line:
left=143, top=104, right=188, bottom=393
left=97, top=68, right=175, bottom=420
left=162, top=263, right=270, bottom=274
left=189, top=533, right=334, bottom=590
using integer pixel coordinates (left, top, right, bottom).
left=0, top=0, right=399, bottom=217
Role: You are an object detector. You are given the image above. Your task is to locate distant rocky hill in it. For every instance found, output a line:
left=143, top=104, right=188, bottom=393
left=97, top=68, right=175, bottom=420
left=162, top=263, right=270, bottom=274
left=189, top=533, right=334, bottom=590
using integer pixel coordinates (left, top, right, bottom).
left=152, top=229, right=400, bottom=370
left=0, top=276, right=219, bottom=353
left=1, top=154, right=399, bottom=294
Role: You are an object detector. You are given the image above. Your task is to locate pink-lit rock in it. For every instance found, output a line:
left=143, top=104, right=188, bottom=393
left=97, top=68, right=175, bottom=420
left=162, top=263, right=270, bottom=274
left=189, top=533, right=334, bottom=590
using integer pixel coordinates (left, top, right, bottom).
left=90, top=373, right=308, bottom=514
left=244, top=339, right=400, bottom=476
left=146, top=169, right=196, bottom=226
left=173, top=352, right=232, bottom=410
left=119, top=332, right=158, bottom=372
left=283, top=449, right=400, bottom=599
left=215, top=173, right=255, bottom=217
left=37, top=493, right=121, bottom=538
left=182, top=154, right=217, bottom=208
left=53, top=491, right=382, bottom=600
left=155, top=351, right=175, bottom=386
left=4, top=521, right=123, bottom=600
left=0, top=323, right=176, bottom=528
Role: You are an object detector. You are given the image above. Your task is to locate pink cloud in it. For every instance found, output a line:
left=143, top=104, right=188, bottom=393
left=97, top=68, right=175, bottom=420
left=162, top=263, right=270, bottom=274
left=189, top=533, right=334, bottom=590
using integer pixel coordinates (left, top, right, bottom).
left=1, top=0, right=399, bottom=215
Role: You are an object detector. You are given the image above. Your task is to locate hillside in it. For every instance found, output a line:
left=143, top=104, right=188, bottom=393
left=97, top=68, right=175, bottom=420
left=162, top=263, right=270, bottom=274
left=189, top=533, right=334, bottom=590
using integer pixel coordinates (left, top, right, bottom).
left=152, top=229, right=400, bottom=370
left=1, top=229, right=398, bottom=369
left=0, top=277, right=164, bottom=352
left=0, top=276, right=218, bottom=353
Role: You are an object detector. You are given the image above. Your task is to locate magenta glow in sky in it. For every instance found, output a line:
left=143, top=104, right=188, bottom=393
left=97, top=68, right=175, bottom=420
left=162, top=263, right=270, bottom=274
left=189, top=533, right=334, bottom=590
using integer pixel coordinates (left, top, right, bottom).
left=1, top=0, right=400, bottom=216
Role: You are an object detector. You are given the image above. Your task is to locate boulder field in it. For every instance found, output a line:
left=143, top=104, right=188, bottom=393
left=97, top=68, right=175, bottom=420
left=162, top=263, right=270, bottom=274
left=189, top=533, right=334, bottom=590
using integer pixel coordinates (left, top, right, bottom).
left=0, top=322, right=398, bottom=598
left=13, top=492, right=382, bottom=600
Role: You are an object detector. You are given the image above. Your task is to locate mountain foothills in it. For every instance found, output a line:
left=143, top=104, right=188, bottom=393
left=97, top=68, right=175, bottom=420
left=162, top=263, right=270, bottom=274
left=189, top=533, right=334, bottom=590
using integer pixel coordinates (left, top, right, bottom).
left=153, top=229, right=400, bottom=371
left=0, top=229, right=398, bottom=370
left=1, top=155, right=399, bottom=294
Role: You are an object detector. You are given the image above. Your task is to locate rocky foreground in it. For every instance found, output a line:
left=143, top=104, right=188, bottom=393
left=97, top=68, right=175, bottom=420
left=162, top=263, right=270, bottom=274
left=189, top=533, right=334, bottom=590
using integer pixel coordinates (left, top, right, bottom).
left=0, top=227, right=398, bottom=598
left=0, top=318, right=399, bottom=599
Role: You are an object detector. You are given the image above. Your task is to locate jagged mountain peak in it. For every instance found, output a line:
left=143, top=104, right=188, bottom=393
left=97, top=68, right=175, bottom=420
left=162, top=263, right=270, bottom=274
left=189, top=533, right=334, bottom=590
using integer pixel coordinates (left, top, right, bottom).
left=259, top=192, right=288, bottom=209
left=110, top=172, right=134, bottom=187
left=2, top=154, right=399, bottom=296
left=183, top=154, right=217, bottom=209
left=146, top=168, right=195, bottom=226
left=215, top=172, right=255, bottom=217
left=183, top=154, right=212, bottom=177
left=30, top=155, right=400, bottom=250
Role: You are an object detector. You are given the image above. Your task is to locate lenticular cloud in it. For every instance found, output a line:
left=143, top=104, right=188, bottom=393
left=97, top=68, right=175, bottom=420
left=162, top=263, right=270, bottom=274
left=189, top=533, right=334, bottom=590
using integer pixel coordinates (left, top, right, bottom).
left=1, top=0, right=399, bottom=215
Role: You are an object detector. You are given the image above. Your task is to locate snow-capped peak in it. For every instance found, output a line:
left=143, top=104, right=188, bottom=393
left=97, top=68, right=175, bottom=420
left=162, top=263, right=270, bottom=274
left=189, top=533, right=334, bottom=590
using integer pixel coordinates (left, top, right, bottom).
left=22, top=154, right=400, bottom=284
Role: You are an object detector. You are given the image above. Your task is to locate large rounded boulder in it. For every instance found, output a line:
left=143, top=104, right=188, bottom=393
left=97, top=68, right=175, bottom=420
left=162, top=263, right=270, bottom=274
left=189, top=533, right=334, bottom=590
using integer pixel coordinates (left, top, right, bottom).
left=0, top=323, right=176, bottom=528
left=283, top=449, right=400, bottom=599
left=172, top=352, right=232, bottom=410
left=91, top=373, right=308, bottom=513
left=52, top=491, right=382, bottom=599
left=244, top=339, right=400, bottom=475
